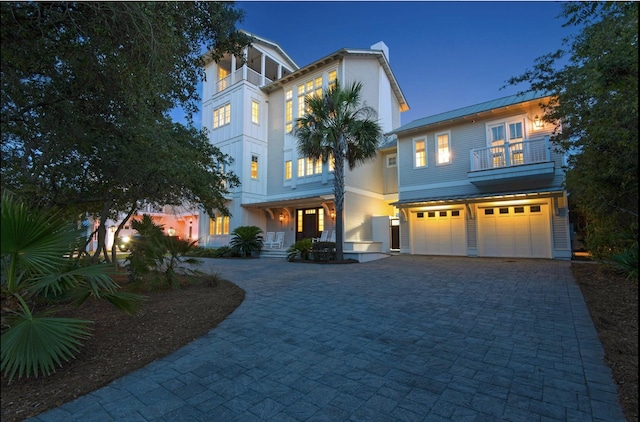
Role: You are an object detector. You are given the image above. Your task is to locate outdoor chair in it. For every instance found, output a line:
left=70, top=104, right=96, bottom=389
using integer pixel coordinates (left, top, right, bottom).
left=263, top=231, right=276, bottom=249
left=271, top=231, right=285, bottom=249
left=328, top=231, right=336, bottom=242
left=312, top=230, right=330, bottom=243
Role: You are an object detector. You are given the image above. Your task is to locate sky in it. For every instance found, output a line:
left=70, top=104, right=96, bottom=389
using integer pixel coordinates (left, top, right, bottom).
left=190, top=1, right=574, bottom=127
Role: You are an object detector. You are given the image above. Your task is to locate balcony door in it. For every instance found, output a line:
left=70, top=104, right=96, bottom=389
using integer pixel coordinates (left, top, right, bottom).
left=487, top=118, right=525, bottom=167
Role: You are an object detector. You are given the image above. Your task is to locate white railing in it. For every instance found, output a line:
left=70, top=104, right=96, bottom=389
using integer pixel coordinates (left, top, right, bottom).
left=470, top=136, right=550, bottom=171
left=215, top=67, right=273, bottom=93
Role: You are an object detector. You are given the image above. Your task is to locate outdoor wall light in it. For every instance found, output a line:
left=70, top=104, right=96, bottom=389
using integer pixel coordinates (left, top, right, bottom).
left=534, top=115, right=543, bottom=129
left=279, top=213, right=285, bottom=224
left=330, top=209, right=336, bottom=220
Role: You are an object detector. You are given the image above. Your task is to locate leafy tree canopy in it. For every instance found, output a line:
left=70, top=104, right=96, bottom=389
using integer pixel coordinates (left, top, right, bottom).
left=508, top=2, right=638, bottom=258
left=1, top=2, right=250, bottom=220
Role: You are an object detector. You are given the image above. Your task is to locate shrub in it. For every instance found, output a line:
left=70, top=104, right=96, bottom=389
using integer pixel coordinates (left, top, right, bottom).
left=229, top=226, right=264, bottom=257
left=311, top=241, right=336, bottom=262
left=287, top=238, right=313, bottom=262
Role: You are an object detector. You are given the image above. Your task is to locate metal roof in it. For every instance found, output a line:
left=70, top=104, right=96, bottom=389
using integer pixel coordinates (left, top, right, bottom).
left=391, top=187, right=565, bottom=207
left=388, top=91, right=550, bottom=136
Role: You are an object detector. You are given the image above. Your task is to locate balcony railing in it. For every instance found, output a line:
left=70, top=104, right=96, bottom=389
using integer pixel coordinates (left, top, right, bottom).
left=470, top=136, right=550, bottom=172
left=216, top=67, right=273, bottom=94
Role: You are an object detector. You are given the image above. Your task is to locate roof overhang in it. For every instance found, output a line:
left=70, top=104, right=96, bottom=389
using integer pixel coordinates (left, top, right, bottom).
left=391, top=189, right=565, bottom=208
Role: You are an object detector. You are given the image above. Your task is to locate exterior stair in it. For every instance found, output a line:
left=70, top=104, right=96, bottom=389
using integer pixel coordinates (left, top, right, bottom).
left=259, top=248, right=288, bottom=259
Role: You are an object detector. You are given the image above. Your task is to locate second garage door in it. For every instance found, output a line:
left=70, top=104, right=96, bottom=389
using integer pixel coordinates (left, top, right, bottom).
left=412, top=209, right=466, bottom=255
left=478, top=203, right=551, bottom=258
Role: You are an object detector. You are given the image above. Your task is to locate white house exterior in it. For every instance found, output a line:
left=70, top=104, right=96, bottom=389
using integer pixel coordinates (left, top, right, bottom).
left=198, top=31, right=571, bottom=261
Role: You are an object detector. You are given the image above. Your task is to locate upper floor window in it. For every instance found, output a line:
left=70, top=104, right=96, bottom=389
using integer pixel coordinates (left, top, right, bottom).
left=488, top=118, right=525, bottom=147
left=328, top=70, right=337, bottom=90
left=414, top=138, right=427, bottom=168
left=387, top=153, right=397, bottom=167
left=213, top=103, right=231, bottom=129
left=218, top=67, right=229, bottom=91
left=436, top=132, right=451, bottom=165
left=297, top=158, right=304, bottom=177
left=329, top=153, right=335, bottom=172
left=285, top=160, right=292, bottom=180
left=285, top=89, right=293, bottom=133
left=297, top=76, right=323, bottom=118
left=251, top=100, right=259, bottom=124
left=251, top=155, right=258, bottom=179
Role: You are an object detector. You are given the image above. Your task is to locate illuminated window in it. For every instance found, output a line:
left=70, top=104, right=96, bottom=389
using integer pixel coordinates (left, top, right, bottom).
left=297, top=76, right=323, bottom=118
left=328, top=70, right=337, bottom=90
left=436, top=132, right=451, bottom=165
left=314, top=159, right=322, bottom=174
left=329, top=153, right=335, bottom=172
left=297, top=210, right=303, bottom=232
left=213, top=103, right=231, bottom=128
left=251, top=155, right=258, bottom=179
left=251, top=100, right=259, bottom=124
left=218, top=67, right=228, bottom=91
left=285, top=160, right=292, bottom=180
left=297, top=158, right=304, bottom=177
left=306, top=158, right=314, bottom=175
left=414, top=138, right=426, bottom=167
left=318, top=208, right=325, bottom=232
left=210, top=214, right=230, bottom=235
left=285, top=90, right=293, bottom=133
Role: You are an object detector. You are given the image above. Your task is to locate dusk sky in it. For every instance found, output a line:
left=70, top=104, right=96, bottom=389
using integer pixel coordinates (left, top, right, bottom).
left=190, top=1, right=574, bottom=128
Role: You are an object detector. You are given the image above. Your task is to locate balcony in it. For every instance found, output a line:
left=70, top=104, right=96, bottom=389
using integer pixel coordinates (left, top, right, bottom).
left=468, top=136, right=555, bottom=186
left=216, top=67, right=273, bottom=94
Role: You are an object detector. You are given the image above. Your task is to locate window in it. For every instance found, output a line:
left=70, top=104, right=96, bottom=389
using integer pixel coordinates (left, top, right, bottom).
left=285, top=160, right=292, bottom=180
left=414, top=138, right=426, bottom=167
left=297, top=158, right=304, bottom=177
left=436, top=132, right=450, bottom=165
left=251, top=155, right=258, bottom=179
left=285, top=90, right=293, bottom=133
left=218, top=67, right=228, bottom=91
left=314, top=158, right=322, bottom=174
left=297, top=76, right=323, bottom=118
left=306, top=158, right=314, bottom=175
left=251, top=100, right=259, bottom=124
left=451, top=210, right=460, bottom=217
left=484, top=209, right=494, bottom=215
left=213, top=103, right=231, bottom=128
left=329, top=153, right=335, bottom=172
left=209, top=215, right=229, bottom=235
left=328, top=70, right=337, bottom=90
left=387, top=154, right=397, bottom=167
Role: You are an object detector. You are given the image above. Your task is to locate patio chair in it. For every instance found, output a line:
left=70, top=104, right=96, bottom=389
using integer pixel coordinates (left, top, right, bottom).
left=312, top=230, right=330, bottom=243
left=263, top=231, right=275, bottom=249
left=271, top=231, right=285, bottom=249
left=328, top=230, right=336, bottom=242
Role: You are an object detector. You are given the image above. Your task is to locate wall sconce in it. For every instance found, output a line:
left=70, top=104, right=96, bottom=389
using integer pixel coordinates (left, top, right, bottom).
left=168, top=227, right=176, bottom=236
left=330, top=209, right=336, bottom=220
left=534, top=115, right=543, bottom=129
left=109, top=226, right=116, bottom=233
left=279, top=213, right=285, bottom=225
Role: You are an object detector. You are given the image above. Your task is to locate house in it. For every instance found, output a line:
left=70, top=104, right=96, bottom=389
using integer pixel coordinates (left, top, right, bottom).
left=197, top=31, right=571, bottom=261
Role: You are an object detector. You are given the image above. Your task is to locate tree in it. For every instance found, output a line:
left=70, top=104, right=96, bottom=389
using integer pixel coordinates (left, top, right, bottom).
left=1, top=192, right=145, bottom=381
left=295, top=81, right=383, bottom=261
left=508, top=2, right=638, bottom=262
left=0, top=2, right=250, bottom=259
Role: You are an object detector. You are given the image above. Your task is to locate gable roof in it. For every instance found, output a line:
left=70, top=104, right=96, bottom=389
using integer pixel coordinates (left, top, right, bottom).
left=262, top=47, right=409, bottom=113
left=388, top=91, right=551, bottom=136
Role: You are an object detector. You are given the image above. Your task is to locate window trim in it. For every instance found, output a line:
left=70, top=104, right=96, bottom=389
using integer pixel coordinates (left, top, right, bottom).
left=213, top=103, right=231, bottom=129
left=251, top=100, right=259, bottom=125
left=413, top=137, right=427, bottom=168
left=250, top=155, right=259, bottom=180
left=435, top=131, right=451, bottom=166
left=386, top=153, right=397, bottom=168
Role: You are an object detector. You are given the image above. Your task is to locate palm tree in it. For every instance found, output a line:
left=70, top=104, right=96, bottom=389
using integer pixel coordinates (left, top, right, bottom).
left=295, top=81, right=383, bottom=261
left=1, top=192, right=144, bottom=381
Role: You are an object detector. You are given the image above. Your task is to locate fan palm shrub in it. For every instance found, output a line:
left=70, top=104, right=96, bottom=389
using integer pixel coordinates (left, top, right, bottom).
left=287, top=238, right=313, bottom=262
left=1, top=192, right=145, bottom=381
left=229, top=225, right=264, bottom=257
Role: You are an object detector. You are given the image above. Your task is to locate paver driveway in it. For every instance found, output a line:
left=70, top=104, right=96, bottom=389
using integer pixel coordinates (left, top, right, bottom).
left=30, top=255, right=625, bottom=422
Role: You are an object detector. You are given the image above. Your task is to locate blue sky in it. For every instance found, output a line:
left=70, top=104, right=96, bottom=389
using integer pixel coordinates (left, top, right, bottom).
left=190, top=1, right=573, bottom=127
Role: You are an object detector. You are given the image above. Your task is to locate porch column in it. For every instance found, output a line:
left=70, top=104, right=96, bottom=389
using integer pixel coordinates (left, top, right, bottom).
left=231, top=55, right=236, bottom=84
left=260, top=53, right=266, bottom=86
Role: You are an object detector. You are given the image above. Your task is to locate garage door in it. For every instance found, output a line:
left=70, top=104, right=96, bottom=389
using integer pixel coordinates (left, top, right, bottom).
left=478, top=204, right=551, bottom=258
left=412, top=209, right=466, bottom=255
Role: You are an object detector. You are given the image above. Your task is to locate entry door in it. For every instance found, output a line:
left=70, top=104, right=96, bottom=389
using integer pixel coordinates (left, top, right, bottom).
left=296, top=208, right=322, bottom=241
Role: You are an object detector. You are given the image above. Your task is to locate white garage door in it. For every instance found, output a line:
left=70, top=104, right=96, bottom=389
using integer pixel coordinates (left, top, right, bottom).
left=412, top=209, right=466, bottom=255
left=478, top=204, right=551, bottom=258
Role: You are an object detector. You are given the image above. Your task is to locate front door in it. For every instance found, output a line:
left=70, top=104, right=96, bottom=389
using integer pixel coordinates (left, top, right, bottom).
left=296, top=208, right=325, bottom=241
